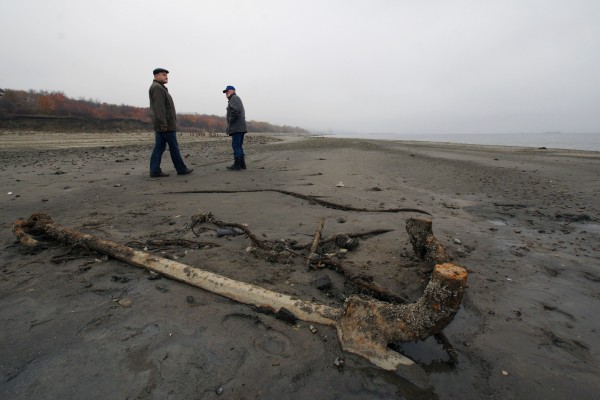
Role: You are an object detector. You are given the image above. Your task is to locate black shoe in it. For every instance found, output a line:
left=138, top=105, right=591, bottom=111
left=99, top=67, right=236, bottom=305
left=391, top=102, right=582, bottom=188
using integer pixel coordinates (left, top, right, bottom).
left=177, top=168, right=193, bottom=175
left=150, top=171, right=169, bottom=178
left=226, top=157, right=241, bottom=171
left=240, top=156, right=247, bottom=170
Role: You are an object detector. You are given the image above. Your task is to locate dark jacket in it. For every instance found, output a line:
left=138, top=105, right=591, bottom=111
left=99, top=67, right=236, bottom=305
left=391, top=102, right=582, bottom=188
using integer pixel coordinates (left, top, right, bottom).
left=226, top=93, right=247, bottom=134
left=149, top=80, right=177, bottom=132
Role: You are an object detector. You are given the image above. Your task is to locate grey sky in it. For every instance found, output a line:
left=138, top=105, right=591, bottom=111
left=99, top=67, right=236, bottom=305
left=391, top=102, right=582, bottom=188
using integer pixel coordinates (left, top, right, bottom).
left=2, top=0, right=599, bottom=134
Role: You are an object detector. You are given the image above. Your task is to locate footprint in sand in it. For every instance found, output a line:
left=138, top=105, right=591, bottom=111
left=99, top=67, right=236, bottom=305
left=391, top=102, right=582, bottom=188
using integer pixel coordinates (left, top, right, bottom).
left=221, top=312, right=291, bottom=356
left=79, top=317, right=160, bottom=342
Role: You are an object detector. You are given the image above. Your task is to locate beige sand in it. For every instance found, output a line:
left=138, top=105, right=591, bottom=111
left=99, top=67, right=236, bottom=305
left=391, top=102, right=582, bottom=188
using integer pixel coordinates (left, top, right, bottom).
left=1, top=131, right=599, bottom=399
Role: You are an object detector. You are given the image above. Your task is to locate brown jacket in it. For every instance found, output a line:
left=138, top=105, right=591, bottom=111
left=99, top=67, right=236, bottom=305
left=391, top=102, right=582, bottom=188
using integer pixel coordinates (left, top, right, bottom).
left=149, top=80, right=177, bottom=131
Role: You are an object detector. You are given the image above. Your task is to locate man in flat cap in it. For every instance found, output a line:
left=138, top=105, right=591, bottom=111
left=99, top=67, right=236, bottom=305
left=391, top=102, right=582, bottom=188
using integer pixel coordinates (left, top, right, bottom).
left=223, top=85, right=247, bottom=170
left=148, top=68, right=193, bottom=177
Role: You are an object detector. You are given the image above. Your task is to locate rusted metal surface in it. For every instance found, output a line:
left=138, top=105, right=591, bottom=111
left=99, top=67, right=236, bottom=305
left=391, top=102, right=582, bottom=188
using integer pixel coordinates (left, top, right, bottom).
left=406, top=217, right=451, bottom=265
left=338, top=263, right=467, bottom=371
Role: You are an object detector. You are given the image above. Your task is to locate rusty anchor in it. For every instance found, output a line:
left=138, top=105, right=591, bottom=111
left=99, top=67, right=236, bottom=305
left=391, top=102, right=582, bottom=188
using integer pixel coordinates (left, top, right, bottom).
left=13, top=213, right=467, bottom=384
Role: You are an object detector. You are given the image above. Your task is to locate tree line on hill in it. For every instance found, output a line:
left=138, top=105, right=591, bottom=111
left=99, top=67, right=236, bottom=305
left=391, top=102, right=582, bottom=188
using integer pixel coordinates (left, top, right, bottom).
left=0, top=89, right=308, bottom=134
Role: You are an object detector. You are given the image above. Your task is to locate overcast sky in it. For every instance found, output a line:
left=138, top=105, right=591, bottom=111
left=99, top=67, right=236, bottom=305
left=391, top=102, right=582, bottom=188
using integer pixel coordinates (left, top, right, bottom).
left=2, top=0, right=599, bottom=134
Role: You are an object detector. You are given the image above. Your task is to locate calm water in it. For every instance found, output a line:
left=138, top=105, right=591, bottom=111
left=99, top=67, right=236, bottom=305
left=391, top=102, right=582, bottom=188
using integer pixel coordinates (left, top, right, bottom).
left=330, top=132, right=600, bottom=152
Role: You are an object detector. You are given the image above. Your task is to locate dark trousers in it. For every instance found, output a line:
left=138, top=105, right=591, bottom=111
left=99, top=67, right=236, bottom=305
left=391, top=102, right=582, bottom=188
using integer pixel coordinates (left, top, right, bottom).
left=231, top=132, right=245, bottom=158
left=150, top=131, right=187, bottom=173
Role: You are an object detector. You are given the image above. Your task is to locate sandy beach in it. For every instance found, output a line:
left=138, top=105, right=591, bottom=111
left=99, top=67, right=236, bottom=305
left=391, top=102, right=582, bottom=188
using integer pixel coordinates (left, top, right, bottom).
left=1, top=131, right=599, bottom=399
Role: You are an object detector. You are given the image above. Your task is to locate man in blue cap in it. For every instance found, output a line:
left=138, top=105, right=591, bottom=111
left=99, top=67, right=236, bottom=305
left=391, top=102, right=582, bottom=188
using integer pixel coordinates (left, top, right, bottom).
left=148, top=68, right=193, bottom=177
left=223, top=85, right=247, bottom=170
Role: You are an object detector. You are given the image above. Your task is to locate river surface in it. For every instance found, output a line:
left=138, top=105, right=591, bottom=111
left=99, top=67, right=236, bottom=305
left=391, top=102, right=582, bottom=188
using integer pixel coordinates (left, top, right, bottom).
left=329, top=132, right=600, bottom=151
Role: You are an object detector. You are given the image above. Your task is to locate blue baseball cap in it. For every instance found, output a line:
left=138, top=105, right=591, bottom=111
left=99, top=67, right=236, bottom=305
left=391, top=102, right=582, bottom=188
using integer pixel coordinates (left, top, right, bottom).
left=222, top=85, right=236, bottom=93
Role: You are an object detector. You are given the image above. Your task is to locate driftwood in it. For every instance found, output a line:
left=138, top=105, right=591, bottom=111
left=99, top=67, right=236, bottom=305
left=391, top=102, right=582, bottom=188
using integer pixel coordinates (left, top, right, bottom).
left=291, top=229, right=392, bottom=250
left=13, top=213, right=467, bottom=380
left=306, top=218, right=325, bottom=270
left=189, top=211, right=392, bottom=263
left=190, top=211, right=274, bottom=251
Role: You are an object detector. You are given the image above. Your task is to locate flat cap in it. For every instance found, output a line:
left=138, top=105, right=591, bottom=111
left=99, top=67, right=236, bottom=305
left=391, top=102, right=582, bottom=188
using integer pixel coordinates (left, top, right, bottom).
left=153, top=68, right=169, bottom=75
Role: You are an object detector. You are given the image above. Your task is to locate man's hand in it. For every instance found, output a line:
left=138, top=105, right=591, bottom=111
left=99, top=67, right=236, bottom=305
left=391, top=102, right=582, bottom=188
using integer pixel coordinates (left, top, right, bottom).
left=160, top=125, right=167, bottom=132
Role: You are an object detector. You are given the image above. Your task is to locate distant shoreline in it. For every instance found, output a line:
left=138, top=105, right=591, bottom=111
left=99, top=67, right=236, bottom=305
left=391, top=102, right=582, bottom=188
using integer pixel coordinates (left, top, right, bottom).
left=318, top=131, right=600, bottom=152
left=1, top=130, right=599, bottom=155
